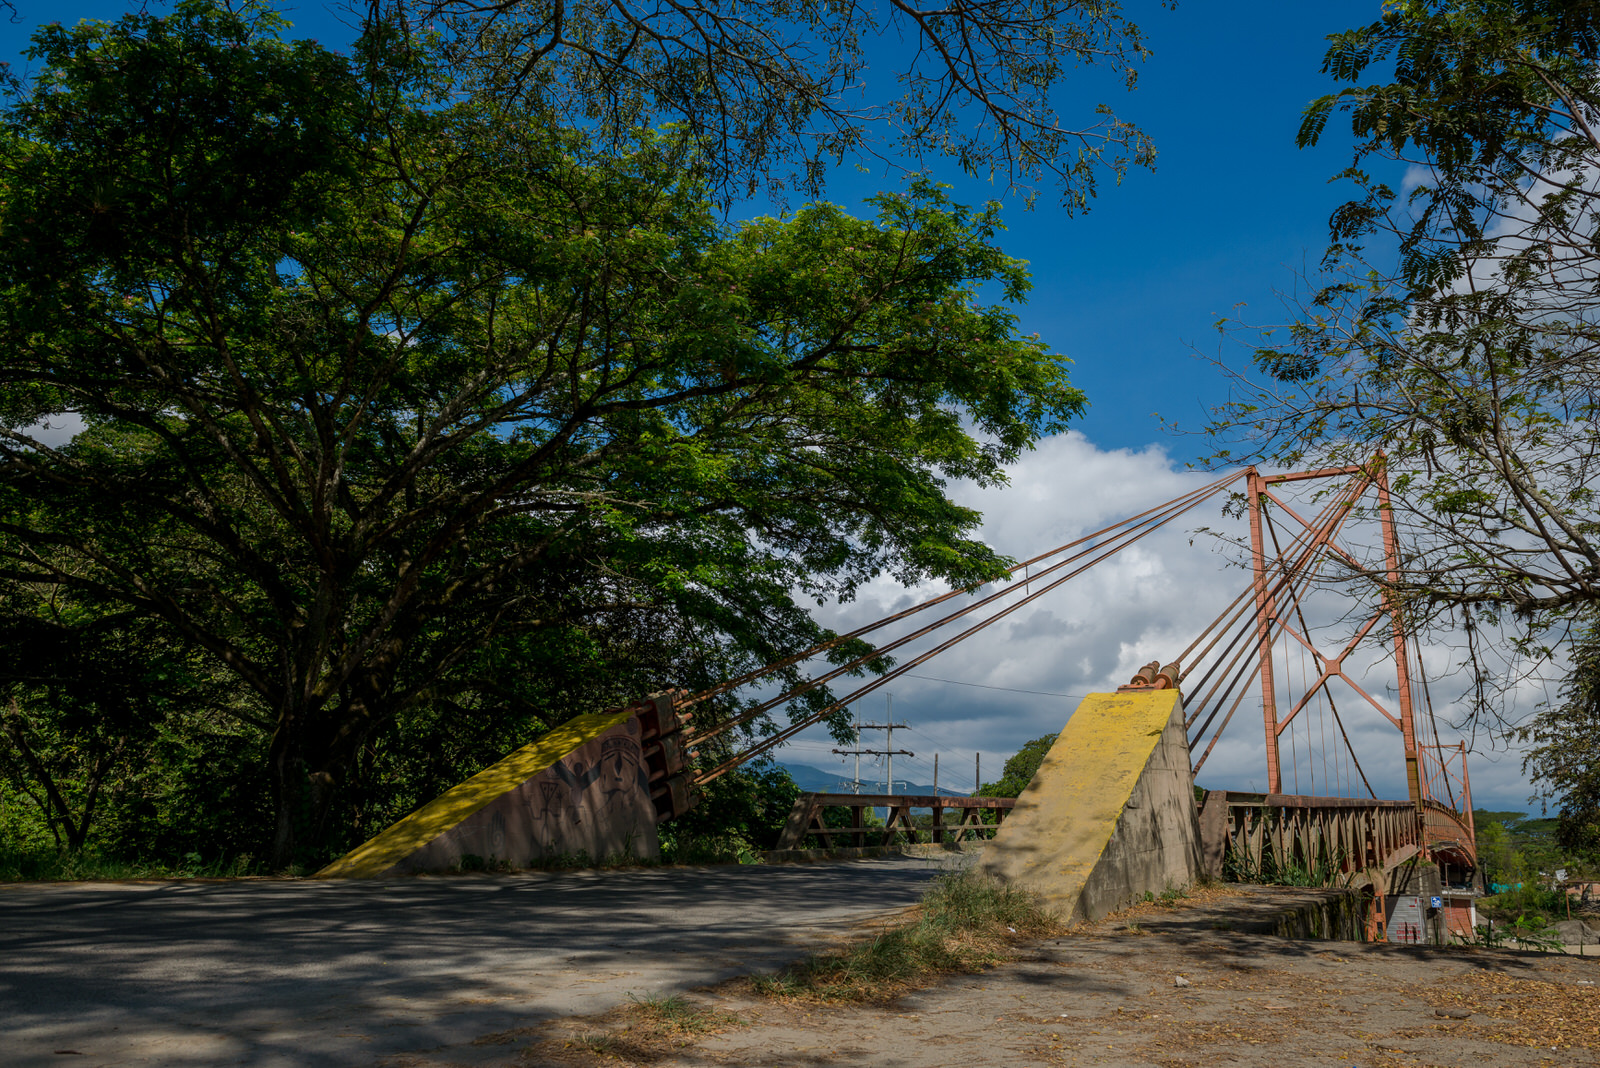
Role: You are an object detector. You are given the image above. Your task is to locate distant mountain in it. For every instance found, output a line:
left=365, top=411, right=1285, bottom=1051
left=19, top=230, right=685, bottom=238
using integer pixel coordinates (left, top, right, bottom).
left=778, top=761, right=969, bottom=797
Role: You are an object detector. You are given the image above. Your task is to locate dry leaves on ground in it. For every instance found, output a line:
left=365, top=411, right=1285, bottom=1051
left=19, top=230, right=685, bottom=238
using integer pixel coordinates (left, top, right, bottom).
left=1425, top=970, right=1600, bottom=1053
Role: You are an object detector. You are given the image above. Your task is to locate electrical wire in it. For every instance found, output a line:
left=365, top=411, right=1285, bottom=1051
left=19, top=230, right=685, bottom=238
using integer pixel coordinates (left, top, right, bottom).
left=902, top=674, right=1085, bottom=699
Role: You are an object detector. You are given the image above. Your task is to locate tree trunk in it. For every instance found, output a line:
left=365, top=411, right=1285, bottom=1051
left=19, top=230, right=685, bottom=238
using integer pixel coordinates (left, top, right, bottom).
left=268, top=718, right=324, bottom=871
left=267, top=696, right=374, bottom=870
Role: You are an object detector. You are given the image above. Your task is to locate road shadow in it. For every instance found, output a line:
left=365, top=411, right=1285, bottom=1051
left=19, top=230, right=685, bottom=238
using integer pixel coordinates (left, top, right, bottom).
left=0, top=857, right=948, bottom=1068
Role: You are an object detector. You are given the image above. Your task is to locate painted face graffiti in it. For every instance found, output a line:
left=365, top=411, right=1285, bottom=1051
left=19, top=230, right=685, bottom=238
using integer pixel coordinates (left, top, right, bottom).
left=599, top=737, right=644, bottom=805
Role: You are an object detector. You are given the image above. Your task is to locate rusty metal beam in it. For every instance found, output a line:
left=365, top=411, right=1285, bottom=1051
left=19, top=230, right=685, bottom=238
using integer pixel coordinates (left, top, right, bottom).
left=1247, top=468, right=1283, bottom=793
left=1375, top=459, right=1425, bottom=810
left=1262, top=465, right=1370, bottom=485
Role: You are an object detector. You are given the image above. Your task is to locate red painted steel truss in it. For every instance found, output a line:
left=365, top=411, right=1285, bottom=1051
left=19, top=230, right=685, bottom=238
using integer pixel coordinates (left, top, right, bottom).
left=1244, top=462, right=1474, bottom=868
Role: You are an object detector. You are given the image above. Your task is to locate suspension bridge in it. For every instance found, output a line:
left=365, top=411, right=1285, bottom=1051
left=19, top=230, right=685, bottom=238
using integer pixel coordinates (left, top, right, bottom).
left=317, top=459, right=1478, bottom=942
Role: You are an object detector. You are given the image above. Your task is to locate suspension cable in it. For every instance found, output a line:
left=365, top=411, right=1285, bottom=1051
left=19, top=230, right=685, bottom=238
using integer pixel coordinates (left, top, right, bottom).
left=678, top=470, right=1243, bottom=713
left=1184, top=471, right=1382, bottom=788
left=1181, top=479, right=1358, bottom=733
left=1413, top=629, right=1459, bottom=813
left=1180, top=475, right=1359, bottom=700
left=686, top=475, right=1239, bottom=753
left=692, top=476, right=1240, bottom=783
left=1190, top=662, right=1259, bottom=776
left=1252, top=478, right=1378, bottom=797
left=1263, top=509, right=1377, bottom=799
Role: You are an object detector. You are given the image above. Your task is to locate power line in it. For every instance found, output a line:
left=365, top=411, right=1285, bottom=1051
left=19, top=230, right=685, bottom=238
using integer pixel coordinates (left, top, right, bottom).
left=904, top=673, right=1085, bottom=700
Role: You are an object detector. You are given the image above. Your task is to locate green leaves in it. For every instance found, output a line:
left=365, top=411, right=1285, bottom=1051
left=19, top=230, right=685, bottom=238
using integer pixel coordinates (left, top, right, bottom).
left=1521, top=622, right=1600, bottom=870
left=1298, top=0, right=1600, bottom=295
left=8, top=2, right=360, bottom=283
left=1209, top=0, right=1600, bottom=611
left=0, top=3, right=1080, bottom=864
left=1201, top=4, right=1600, bottom=753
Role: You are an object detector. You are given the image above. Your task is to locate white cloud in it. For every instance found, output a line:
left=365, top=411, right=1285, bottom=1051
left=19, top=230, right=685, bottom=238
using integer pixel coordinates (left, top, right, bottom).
left=766, top=431, right=1541, bottom=813
left=1401, top=163, right=1436, bottom=197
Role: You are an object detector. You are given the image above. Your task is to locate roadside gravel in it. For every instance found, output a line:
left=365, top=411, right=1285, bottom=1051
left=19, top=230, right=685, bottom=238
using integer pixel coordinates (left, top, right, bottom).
left=468, top=888, right=1600, bottom=1068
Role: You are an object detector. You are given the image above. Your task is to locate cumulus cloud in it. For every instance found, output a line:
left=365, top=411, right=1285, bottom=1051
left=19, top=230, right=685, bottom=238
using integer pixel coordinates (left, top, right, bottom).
left=769, top=431, right=1539, bottom=812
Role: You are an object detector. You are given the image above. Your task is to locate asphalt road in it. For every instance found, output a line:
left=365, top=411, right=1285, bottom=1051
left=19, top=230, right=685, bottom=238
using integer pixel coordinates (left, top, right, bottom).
left=0, top=855, right=958, bottom=1068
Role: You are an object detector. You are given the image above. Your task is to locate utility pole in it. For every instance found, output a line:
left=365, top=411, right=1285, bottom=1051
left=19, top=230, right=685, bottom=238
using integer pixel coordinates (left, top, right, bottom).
left=887, top=712, right=898, bottom=796
left=853, top=706, right=860, bottom=794
left=832, top=695, right=911, bottom=794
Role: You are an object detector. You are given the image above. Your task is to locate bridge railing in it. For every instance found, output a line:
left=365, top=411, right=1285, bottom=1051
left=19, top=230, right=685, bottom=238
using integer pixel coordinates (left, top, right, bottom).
left=1198, top=790, right=1425, bottom=883
left=774, top=793, right=1016, bottom=850
left=1420, top=798, right=1477, bottom=871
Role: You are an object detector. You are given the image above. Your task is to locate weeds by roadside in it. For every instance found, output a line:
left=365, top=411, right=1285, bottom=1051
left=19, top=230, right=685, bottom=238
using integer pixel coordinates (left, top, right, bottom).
left=576, top=1031, right=616, bottom=1055
left=1225, top=844, right=1348, bottom=887
left=660, top=832, right=765, bottom=865
left=1472, top=913, right=1567, bottom=952
left=531, top=993, right=747, bottom=1064
left=627, top=992, right=744, bottom=1035
left=0, top=847, right=261, bottom=882
left=1102, top=880, right=1231, bottom=931
left=751, top=869, right=1061, bottom=1003
left=1142, top=886, right=1188, bottom=907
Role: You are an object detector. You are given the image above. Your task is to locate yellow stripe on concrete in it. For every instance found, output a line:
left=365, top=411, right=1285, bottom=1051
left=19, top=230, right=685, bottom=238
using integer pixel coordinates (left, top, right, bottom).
left=978, top=689, right=1194, bottom=920
left=315, top=707, right=638, bottom=878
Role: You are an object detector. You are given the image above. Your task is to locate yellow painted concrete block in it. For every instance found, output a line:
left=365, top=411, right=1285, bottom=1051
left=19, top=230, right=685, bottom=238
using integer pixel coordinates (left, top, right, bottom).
left=977, top=690, right=1201, bottom=921
left=316, top=706, right=641, bottom=879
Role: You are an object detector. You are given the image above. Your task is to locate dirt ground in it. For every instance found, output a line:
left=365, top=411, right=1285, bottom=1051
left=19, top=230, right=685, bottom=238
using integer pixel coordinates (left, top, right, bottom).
left=377, top=887, right=1600, bottom=1068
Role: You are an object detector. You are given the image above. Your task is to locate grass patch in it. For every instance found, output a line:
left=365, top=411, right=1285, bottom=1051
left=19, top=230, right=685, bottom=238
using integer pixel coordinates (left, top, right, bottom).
left=1141, top=885, right=1189, bottom=907
left=0, top=847, right=261, bottom=882
left=626, top=993, right=744, bottom=1036
left=751, top=869, right=1061, bottom=1003
left=577, top=1031, right=617, bottom=1055
left=528, top=994, right=744, bottom=1064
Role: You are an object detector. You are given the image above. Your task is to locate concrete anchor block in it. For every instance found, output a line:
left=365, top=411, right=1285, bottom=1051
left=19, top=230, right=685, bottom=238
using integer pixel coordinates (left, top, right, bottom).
left=976, top=690, right=1203, bottom=923
left=317, top=704, right=663, bottom=878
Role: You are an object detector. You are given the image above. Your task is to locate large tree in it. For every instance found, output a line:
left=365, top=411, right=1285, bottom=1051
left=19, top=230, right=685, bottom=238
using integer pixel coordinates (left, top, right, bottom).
left=0, top=2, right=1084, bottom=864
left=1520, top=626, right=1600, bottom=870
left=0, top=571, right=264, bottom=858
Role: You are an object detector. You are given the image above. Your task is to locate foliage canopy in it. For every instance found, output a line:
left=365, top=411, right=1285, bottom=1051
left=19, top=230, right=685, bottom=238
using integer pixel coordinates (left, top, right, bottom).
left=0, top=2, right=1084, bottom=866
left=977, top=733, right=1057, bottom=798
left=1520, top=631, right=1600, bottom=869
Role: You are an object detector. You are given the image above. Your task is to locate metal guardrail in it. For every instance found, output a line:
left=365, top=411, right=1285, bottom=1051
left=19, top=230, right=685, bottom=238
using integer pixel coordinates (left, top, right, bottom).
left=1198, top=789, right=1477, bottom=884
left=1200, top=790, right=1423, bottom=881
left=774, top=792, right=1016, bottom=850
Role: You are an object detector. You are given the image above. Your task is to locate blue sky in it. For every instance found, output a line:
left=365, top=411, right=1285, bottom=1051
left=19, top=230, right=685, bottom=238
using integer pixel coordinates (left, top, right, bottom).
left=787, top=0, right=1391, bottom=456
left=6, top=3, right=1544, bottom=811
